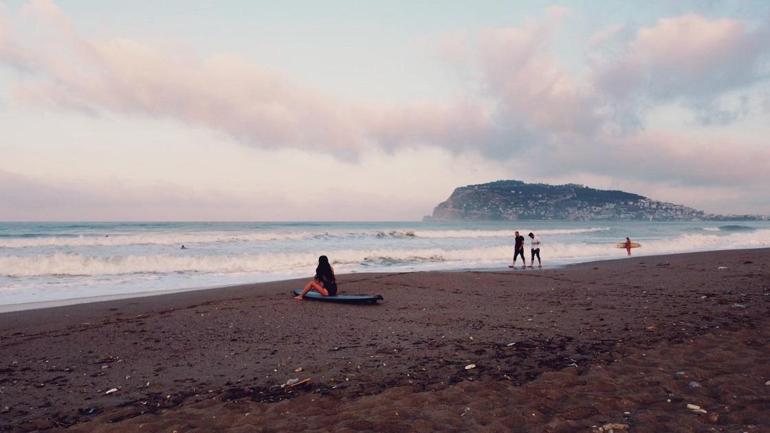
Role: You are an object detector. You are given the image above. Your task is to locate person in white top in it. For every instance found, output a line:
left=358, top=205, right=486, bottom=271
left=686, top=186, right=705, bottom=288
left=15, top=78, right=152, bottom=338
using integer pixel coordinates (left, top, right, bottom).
left=528, top=232, right=541, bottom=268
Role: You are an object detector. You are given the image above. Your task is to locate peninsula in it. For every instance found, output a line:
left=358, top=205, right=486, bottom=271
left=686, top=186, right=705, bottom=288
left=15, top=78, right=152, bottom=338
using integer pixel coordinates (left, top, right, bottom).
left=427, top=180, right=742, bottom=221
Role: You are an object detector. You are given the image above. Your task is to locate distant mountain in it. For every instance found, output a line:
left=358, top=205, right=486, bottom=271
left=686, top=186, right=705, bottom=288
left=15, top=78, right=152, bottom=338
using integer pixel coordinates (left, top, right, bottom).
left=426, top=180, right=720, bottom=221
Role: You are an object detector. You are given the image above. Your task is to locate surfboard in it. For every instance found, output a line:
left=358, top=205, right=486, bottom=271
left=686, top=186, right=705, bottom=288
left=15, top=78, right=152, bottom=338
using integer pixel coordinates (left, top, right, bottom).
left=293, top=288, right=383, bottom=304
left=616, top=242, right=641, bottom=248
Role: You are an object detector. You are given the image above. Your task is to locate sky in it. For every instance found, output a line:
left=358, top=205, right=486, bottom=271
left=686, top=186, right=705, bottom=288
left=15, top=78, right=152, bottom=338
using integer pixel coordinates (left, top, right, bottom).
left=1, top=0, right=769, bottom=220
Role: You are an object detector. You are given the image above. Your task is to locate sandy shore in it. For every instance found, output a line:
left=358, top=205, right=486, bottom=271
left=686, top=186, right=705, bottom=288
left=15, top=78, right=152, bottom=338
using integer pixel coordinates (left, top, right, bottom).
left=1, top=249, right=768, bottom=432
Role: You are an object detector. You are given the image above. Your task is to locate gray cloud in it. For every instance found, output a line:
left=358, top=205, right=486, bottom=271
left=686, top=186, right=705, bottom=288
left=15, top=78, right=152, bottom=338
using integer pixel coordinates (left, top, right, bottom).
left=593, top=14, right=770, bottom=125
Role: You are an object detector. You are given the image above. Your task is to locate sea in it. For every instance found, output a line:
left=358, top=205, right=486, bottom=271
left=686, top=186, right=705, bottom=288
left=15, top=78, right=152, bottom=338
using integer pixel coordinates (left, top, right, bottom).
left=1, top=220, right=769, bottom=311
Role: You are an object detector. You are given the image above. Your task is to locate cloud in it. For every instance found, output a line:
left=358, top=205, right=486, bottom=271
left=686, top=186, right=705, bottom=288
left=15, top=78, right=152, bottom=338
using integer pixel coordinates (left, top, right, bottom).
left=453, top=11, right=770, bottom=191
left=362, top=100, right=496, bottom=154
left=423, top=6, right=608, bottom=159
left=2, top=1, right=770, bottom=215
left=0, top=1, right=592, bottom=160
left=2, top=0, right=364, bottom=155
left=3, top=3, right=767, bottom=150
left=593, top=14, right=770, bottom=124
left=474, top=6, right=604, bottom=138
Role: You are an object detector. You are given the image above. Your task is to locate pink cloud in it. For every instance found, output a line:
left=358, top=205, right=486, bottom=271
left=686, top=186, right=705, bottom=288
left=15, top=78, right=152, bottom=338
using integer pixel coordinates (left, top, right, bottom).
left=2, top=1, right=508, bottom=159
left=3, top=0, right=364, bottom=154
left=595, top=14, right=770, bottom=111
left=472, top=7, right=603, bottom=137
left=362, top=100, right=493, bottom=152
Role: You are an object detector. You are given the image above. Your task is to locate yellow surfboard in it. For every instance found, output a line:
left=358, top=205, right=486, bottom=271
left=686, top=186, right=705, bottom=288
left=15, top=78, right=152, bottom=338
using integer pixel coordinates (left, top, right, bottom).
left=616, top=242, right=641, bottom=248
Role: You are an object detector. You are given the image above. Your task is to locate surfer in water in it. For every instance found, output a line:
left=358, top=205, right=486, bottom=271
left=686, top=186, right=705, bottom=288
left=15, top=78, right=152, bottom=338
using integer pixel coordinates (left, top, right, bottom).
left=295, top=255, right=338, bottom=300
left=509, top=231, right=526, bottom=269
left=528, top=232, right=541, bottom=268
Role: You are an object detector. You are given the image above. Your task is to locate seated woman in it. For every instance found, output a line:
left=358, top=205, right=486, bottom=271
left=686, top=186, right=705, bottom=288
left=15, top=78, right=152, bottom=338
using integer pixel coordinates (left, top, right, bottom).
left=294, top=255, right=338, bottom=300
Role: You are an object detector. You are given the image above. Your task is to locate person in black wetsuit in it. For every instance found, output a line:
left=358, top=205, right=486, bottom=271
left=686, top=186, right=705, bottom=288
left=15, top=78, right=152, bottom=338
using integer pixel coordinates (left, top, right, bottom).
left=294, top=255, right=338, bottom=300
left=509, top=231, right=526, bottom=268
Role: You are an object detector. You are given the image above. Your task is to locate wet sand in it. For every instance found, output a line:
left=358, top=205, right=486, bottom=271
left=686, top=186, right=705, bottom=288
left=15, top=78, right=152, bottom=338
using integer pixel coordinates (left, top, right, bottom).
left=1, top=249, right=768, bottom=432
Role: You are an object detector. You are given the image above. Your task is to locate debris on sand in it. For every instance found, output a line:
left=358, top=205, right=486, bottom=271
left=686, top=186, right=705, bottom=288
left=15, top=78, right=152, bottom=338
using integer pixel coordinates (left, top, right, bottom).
left=686, top=403, right=707, bottom=414
left=104, top=388, right=118, bottom=395
left=284, top=378, right=311, bottom=389
left=594, top=423, right=629, bottom=432
left=464, top=364, right=476, bottom=370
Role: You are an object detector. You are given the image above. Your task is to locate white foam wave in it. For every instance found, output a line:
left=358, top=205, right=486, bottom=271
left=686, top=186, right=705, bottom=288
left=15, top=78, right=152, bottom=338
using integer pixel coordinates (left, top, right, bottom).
left=0, top=226, right=610, bottom=248
left=544, top=229, right=770, bottom=260
left=5, top=228, right=770, bottom=277
left=0, top=231, right=318, bottom=248
left=413, top=227, right=609, bottom=238
left=0, top=252, right=309, bottom=277
left=1, top=247, right=513, bottom=277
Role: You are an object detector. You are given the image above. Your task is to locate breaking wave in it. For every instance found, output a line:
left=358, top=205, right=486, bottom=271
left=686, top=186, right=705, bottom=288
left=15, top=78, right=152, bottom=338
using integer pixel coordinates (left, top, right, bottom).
left=3, top=229, right=769, bottom=278
left=0, top=231, right=314, bottom=248
left=0, top=227, right=610, bottom=248
left=412, top=227, right=610, bottom=238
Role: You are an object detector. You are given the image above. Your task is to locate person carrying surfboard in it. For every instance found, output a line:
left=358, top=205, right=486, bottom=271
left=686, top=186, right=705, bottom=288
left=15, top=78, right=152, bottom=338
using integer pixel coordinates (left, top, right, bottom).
left=295, top=255, right=338, bottom=300
left=624, top=237, right=633, bottom=256
left=528, top=232, right=541, bottom=268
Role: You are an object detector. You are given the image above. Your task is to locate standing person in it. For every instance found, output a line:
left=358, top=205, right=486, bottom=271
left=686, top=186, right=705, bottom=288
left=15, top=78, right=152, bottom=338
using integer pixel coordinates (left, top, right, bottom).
left=509, top=231, right=526, bottom=268
left=295, top=255, right=338, bottom=300
left=528, top=232, right=541, bottom=268
left=624, top=237, right=633, bottom=256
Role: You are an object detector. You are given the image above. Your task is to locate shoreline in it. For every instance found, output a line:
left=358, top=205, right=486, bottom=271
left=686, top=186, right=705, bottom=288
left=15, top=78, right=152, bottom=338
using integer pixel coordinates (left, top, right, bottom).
left=2, top=246, right=767, bottom=315
left=1, top=248, right=768, bottom=432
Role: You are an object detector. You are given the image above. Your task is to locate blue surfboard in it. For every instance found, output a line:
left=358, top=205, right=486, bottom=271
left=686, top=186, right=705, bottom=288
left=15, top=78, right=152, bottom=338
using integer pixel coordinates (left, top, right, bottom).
left=293, top=288, right=383, bottom=304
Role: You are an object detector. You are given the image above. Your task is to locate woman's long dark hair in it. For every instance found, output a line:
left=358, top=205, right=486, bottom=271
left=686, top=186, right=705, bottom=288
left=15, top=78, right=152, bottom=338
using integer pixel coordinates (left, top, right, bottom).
left=314, top=255, right=335, bottom=284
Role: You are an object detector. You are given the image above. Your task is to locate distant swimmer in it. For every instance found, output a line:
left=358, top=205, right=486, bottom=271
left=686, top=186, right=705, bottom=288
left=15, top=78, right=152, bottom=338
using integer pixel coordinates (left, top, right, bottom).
left=181, top=245, right=187, bottom=250
left=528, top=232, right=541, bottom=268
left=509, top=230, right=526, bottom=269
left=295, top=255, right=338, bottom=300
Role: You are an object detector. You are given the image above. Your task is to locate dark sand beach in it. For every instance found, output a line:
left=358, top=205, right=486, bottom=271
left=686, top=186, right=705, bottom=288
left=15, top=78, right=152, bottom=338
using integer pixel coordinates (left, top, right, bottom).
left=1, top=249, right=768, bottom=432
